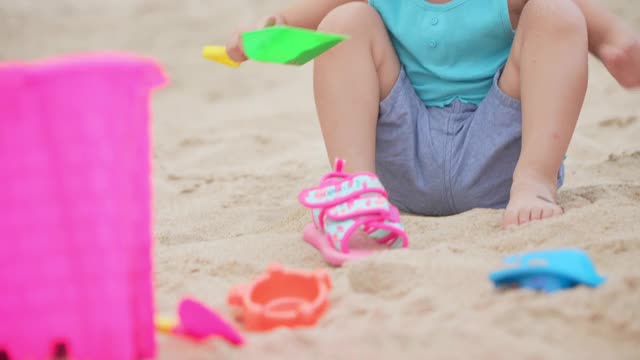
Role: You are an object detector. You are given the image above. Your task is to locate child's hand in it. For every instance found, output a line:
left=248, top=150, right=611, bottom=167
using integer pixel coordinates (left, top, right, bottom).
left=600, top=33, right=640, bottom=89
left=226, top=15, right=286, bottom=62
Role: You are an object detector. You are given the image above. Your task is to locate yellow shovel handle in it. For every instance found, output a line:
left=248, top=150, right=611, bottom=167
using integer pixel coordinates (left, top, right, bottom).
left=154, top=315, right=179, bottom=334
left=202, top=46, right=241, bottom=68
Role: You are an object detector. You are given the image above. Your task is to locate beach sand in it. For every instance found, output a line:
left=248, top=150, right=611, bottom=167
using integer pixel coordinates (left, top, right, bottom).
left=2, top=0, right=639, bottom=358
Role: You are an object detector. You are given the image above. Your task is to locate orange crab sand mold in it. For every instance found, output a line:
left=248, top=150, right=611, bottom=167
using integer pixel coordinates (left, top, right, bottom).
left=227, top=264, right=332, bottom=331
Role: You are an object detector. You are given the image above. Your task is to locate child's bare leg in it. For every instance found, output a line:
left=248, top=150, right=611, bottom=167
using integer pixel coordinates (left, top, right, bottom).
left=314, top=3, right=400, bottom=173
left=499, top=0, right=588, bottom=227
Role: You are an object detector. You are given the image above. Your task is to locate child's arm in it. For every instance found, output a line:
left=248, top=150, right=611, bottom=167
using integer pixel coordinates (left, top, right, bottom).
left=280, top=0, right=366, bottom=30
left=570, top=0, right=633, bottom=58
left=571, top=0, right=640, bottom=88
left=511, top=0, right=639, bottom=88
left=226, top=0, right=365, bottom=62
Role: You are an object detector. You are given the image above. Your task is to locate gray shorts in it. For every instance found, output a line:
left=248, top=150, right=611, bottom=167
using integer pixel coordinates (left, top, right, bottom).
left=375, top=68, right=564, bottom=216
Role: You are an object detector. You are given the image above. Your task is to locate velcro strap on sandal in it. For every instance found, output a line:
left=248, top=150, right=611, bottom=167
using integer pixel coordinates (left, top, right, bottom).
left=299, top=173, right=386, bottom=208
left=326, top=197, right=390, bottom=221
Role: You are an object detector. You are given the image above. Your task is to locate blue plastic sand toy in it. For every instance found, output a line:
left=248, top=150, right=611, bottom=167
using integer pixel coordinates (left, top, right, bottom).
left=489, top=249, right=606, bottom=293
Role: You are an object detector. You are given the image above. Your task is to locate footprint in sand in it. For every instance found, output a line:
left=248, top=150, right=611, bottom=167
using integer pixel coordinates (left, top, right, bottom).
left=168, top=173, right=217, bottom=195
left=207, top=90, right=224, bottom=103
left=583, top=152, right=640, bottom=186
left=348, top=261, right=418, bottom=299
left=180, top=183, right=201, bottom=195
left=623, top=276, right=640, bottom=291
left=598, top=115, right=638, bottom=128
left=401, top=295, right=435, bottom=316
left=165, top=174, right=200, bottom=194
left=607, top=151, right=640, bottom=163
left=584, top=237, right=640, bottom=255
left=178, top=137, right=219, bottom=148
left=253, top=135, right=272, bottom=146
left=560, top=184, right=640, bottom=209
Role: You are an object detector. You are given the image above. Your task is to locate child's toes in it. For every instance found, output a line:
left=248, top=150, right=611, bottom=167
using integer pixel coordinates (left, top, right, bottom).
left=530, top=207, right=544, bottom=221
left=554, top=205, right=564, bottom=217
left=545, top=204, right=564, bottom=219
left=541, top=206, right=555, bottom=219
left=503, top=202, right=563, bottom=228
left=503, top=209, right=520, bottom=228
left=517, top=208, right=533, bottom=225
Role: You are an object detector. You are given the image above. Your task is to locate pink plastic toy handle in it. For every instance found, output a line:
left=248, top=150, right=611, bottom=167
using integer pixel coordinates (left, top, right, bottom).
left=176, top=298, right=245, bottom=346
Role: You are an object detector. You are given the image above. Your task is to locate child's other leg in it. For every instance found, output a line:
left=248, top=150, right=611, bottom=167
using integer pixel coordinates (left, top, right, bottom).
left=499, top=0, right=589, bottom=227
left=314, top=3, right=400, bottom=173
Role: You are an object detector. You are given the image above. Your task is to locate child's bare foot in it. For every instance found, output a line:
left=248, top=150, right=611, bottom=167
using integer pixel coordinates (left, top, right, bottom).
left=503, top=176, right=563, bottom=228
left=600, top=33, right=640, bottom=89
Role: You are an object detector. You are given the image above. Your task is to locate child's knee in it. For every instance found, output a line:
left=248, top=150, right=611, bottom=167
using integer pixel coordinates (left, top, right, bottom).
left=522, top=0, right=587, bottom=39
left=318, top=2, right=383, bottom=35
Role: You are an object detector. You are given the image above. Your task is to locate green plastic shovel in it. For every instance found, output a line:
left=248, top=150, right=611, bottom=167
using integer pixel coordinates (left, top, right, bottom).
left=203, top=26, right=347, bottom=67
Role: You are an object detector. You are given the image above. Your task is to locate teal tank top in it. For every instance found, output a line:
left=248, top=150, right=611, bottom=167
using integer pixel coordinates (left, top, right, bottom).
left=369, top=0, right=515, bottom=107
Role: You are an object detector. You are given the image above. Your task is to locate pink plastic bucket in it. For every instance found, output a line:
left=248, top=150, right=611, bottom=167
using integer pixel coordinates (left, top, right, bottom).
left=0, top=53, right=166, bottom=360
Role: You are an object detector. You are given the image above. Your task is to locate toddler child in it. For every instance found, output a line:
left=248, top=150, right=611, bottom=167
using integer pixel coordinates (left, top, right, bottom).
left=226, top=0, right=640, bottom=228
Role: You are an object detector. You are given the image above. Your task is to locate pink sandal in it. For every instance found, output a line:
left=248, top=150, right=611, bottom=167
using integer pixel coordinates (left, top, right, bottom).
left=298, top=159, right=409, bottom=266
